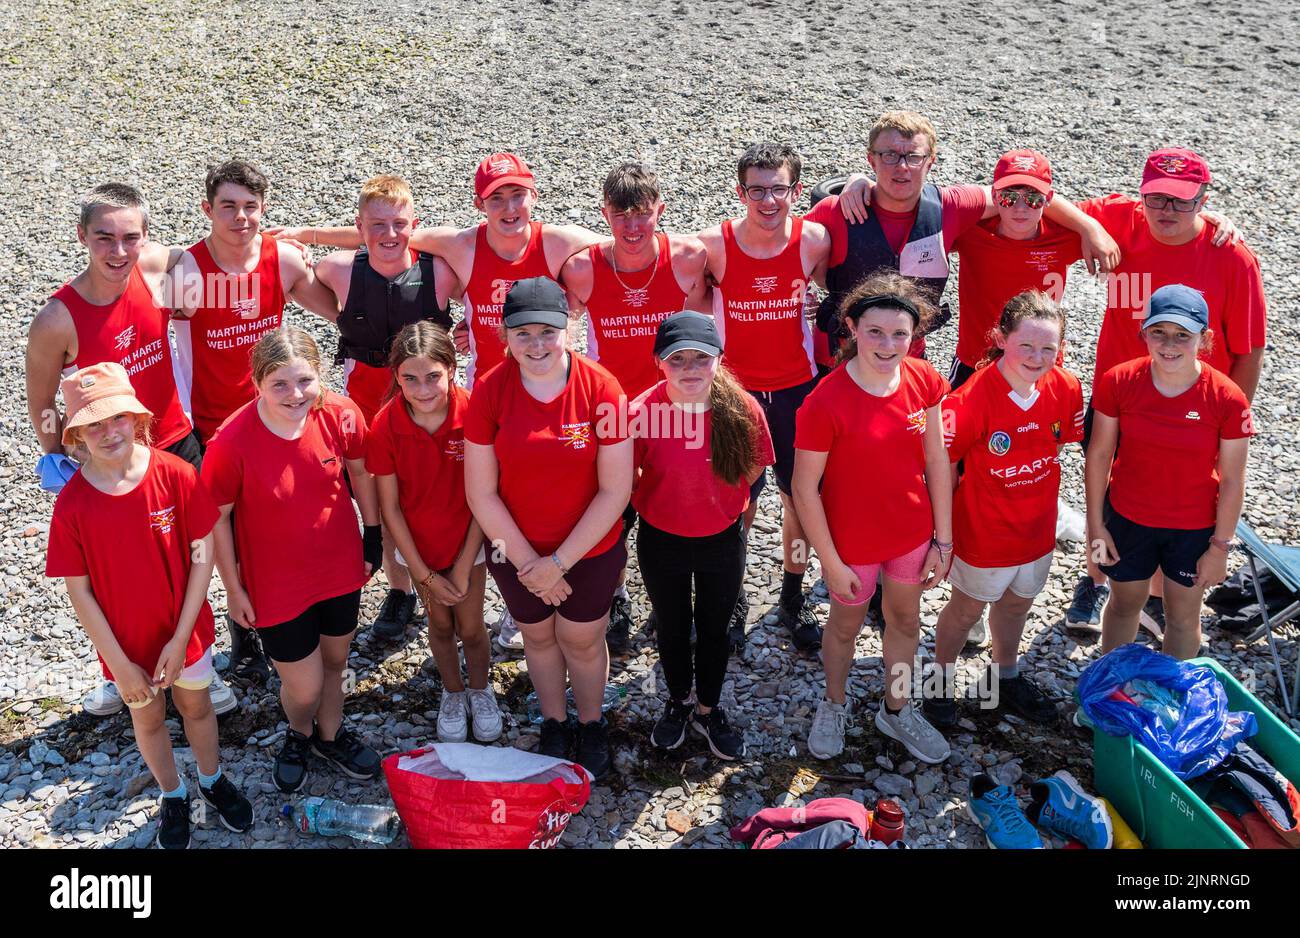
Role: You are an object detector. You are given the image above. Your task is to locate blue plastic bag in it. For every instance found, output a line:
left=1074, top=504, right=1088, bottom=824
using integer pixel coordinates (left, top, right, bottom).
left=1077, top=644, right=1256, bottom=780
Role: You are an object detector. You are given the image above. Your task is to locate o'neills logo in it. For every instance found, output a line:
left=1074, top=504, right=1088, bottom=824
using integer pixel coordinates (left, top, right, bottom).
left=752, top=275, right=778, bottom=295
left=529, top=799, right=574, bottom=849
left=50, top=868, right=152, bottom=918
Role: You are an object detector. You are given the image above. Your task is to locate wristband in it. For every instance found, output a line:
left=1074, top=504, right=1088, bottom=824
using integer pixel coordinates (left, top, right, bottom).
left=1209, top=536, right=1234, bottom=553
left=362, top=524, right=383, bottom=571
left=551, top=552, right=569, bottom=575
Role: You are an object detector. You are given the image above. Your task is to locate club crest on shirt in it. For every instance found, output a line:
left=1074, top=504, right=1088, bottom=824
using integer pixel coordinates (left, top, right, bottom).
left=113, top=325, right=137, bottom=351
left=906, top=409, right=927, bottom=435
left=559, top=422, right=592, bottom=449
left=988, top=431, right=1012, bottom=456
left=445, top=438, right=465, bottom=461
left=232, top=296, right=258, bottom=319
left=752, top=275, right=778, bottom=295
left=623, top=287, right=649, bottom=309
left=149, top=505, right=176, bottom=535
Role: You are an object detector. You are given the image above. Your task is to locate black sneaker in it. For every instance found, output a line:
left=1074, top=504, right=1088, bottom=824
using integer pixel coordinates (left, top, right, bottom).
left=643, top=609, right=659, bottom=639
left=998, top=675, right=1058, bottom=725
left=538, top=717, right=574, bottom=760
left=273, top=728, right=312, bottom=793
left=651, top=700, right=694, bottom=750
left=155, top=794, right=191, bottom=849
left=691, top=707, right=745, bottom=760
left=575, top=717, right=612, bottom=780
left=1139, top=596, right=1166, bottom=641
left=1065, top=577, right=1109, bottom=632
left=311, top=725, right=382, bottom=780
left=765, top=601, right=822, bottom=652
left=371, top=588, right=416, bottom=641
left=229, top=617, right=271, bottom=683
left=198, top=774, right=254, bottom=833
left=922, top=694, right=958, bottom=729
left=607, top=595, right=633, bottom=653
left=728, top=592, right=750, bottom=651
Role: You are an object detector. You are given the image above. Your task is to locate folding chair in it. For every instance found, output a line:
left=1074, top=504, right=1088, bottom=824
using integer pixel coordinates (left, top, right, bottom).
left=1234, top=520, right=1300, bottom=716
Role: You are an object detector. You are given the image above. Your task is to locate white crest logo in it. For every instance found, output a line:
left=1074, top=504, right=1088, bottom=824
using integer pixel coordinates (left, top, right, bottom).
left=113, top=326, right=136, bottom=351
left=753, top=276, right=778, bottom=295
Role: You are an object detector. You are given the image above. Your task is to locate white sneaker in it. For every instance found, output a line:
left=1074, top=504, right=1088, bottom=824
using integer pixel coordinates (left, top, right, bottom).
left=875, top=700, right=951, bottom=764
left=82, top=680, right=123, bottom=717
left=467, top=687, right=504, bottom=742
left=208, top=673, right=238, bottom=716
left=437, top=690, right=469, bottom=742
left=965, top=611, right=989, bottom=648
left=807, top=697, right=848, bottom=760
left=495, top=612, right=525, bottom=652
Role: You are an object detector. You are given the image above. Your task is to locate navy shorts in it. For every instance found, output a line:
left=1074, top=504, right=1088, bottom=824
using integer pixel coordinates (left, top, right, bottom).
left=1098, top=499, right=1213, bottom=588
left=746, top=377, right=816, bottom=498
left=487, top=540, right=628, bottom=625
left=258, top=589, right=362, bottom=663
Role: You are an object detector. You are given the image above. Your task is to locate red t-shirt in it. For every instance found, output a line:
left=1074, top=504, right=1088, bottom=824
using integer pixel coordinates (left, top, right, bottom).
left=1092, top=359, right=1254, bottom=530
left=584, top=235, right=689, bottom=399
left=201, top=392, right=369, bottom=627
left=365, top=386, right=472, bottom=571
left=712, top=218, right=816, bottom=391
left=462, top=222, right=552, bottom=387
left=951, top=217, right=1082, bottom=368
left=630, top=380, right=775, bottom=537
left=45, top=449, right=218, bottom=681
left=52, top=266, right=193, bottom=448
left=794, top=358, right=949, bottom=564
left=943, top=363, right=1084, bottom=567
left=464, top=354, right=627, bottom=558
left=1080, top=195, right=1268, bottom=389
left=174, top=236, right=286, bottom=442
left=343, top=360, right=391, bottom=427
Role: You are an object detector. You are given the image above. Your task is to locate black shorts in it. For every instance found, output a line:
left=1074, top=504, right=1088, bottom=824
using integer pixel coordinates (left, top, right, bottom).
left=1098, top=499, right=1213, bottom=589
left=258, top=589, right=362, bottom=663
left=948, top=357, right=977, bottom=393
left=487, top=540, right=627, bottom=625
left=165, top=429, right=204, bottom=471
left=746, top=377, right=816, bottom=498
left=619, top=503, right=638, bottom=544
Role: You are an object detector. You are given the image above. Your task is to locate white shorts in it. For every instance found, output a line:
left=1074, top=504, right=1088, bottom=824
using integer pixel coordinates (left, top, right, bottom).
left=125, top=647, right=214, bottom=709
left=394, top=545, right=486, bottom=570
left=948, top=551, right=1053, bottom=604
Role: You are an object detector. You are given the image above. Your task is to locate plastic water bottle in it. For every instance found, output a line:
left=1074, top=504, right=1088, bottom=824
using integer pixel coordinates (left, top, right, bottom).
left=282, top=797, right=399, bottom=845
left=525, top=684, right=626, bottom=725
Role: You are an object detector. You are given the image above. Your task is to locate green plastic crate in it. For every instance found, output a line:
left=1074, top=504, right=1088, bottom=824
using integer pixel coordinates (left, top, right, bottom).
left=1091, top=656, right=1300, bottom=849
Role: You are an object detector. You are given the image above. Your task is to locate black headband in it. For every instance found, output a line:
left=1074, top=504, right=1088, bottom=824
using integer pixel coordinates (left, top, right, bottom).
left=846, top=293, right=921, bottom=324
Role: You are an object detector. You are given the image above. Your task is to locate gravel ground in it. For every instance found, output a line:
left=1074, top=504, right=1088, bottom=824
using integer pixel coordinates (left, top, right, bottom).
left=1, top=0, right=1297, bottom=849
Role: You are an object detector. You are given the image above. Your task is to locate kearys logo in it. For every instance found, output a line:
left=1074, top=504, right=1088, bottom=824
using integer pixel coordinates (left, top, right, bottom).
left=559, top=423, right=592, bottom=449
left=50, top=868, right=151, bottom=918
left=149, top=506, right=176, bottom=535
left=988, top=431, right=1012, bottom=456
left=905, top=409, right=927, bottom=435
left=752, top=275, right=778, bottom=295
left=1185, top=411, right=1201, bottom=421
left=113, top=325, right=137, bottom=351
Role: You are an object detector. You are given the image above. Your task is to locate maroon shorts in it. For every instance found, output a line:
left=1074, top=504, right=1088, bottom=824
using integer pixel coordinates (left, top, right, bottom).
left=487, top=541, right=627, bottom=625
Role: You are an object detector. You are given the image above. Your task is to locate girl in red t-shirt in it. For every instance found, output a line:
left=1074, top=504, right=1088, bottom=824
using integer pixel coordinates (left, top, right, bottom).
left=465, top=277, right=633, bottom=780
left=632, top=311, right=774, bottom=761
left=793, top=273, right=953, bottom=766
left=367, top=322, right=500, bottom=744
left=1087, top=284, right=1252, bottom=659
left=203, top=328, right=384, bottom=794
left=931, top=292, right=1084, bottom=731
left=45, top=362, right=252, bottom=848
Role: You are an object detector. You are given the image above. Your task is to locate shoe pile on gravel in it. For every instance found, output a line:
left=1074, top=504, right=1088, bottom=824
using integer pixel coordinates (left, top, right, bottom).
left=1, top=0, right=1296, bottom=849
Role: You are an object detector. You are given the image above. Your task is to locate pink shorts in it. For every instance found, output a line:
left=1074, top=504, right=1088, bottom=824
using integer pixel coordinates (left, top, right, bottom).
left=831, top=540, right=931, bottom=607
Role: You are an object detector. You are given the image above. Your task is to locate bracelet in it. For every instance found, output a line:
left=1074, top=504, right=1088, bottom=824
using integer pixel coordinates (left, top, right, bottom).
left=931, top=538, right=953, bottom=554
left=551, top=552, right=569, bottom=575
left=1209, top=536, right=1234, bottom=553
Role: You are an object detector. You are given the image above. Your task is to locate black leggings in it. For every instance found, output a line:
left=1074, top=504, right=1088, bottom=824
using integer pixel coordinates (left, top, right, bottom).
left=637, top=516, right=745, bottom=708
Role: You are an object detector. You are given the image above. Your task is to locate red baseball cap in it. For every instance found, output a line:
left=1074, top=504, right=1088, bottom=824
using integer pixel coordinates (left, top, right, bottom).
left=992, top=149, right=1053, bottom=194
left=1140, top=148, right=1211, bottom=200
left=474, top=152, right=535, bottom=200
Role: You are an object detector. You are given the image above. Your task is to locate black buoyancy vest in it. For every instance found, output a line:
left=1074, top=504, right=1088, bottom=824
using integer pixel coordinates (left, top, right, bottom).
left=336, top=250, right=452, bottom=367
left=817, top=183, right=952, bottom=350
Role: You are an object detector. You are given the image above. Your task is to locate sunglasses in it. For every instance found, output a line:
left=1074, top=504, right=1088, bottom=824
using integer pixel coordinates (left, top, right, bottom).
left=995, top=189, right=1047, bottom=209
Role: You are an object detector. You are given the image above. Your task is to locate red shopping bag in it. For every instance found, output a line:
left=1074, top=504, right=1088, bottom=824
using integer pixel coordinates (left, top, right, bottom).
left=383, top=745, right=591, bottom=849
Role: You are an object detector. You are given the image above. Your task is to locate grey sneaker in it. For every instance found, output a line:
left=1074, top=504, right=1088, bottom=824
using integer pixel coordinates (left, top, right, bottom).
left=495, top=612, right=525, bottom=652
left=467, top=687, right=503, bottom=742
left=208, top=672, right=238, bottom=716
left=437, top=690, right=469, bottom=742
left=874, top=700, right=951, bottom=764
left=82, top=680, right=123, bottom=717
left=807, top=697, right=848, bottom=760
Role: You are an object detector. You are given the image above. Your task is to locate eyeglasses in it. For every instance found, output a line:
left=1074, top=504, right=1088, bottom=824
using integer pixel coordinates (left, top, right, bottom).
left=995, top=190, right=1047, bottom=209
left=871, top=150, right=931, bottom=168
left=741, top=184, right=795, bottom=201
left=1142, top=193, right=1200, bottom=213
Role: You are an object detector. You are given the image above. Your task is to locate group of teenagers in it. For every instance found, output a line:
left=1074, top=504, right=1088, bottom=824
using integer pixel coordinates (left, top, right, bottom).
left=25, top=109, right=1268, bottom=849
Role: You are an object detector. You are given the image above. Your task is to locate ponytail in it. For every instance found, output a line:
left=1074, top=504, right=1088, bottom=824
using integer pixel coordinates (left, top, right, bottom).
left=707, top=364, right=759, bottom=486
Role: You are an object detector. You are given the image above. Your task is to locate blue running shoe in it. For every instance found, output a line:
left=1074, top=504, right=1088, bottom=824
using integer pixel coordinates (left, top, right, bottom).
left=968, top=774, right=1043, bottom=849
left=1028, top=770, right=1113, bottom=849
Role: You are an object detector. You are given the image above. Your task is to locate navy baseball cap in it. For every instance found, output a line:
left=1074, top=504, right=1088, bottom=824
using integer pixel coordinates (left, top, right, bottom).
left=1143, top=284, right=1209, bottom=333
left=654, top=311, right=722, bottom=359
left=502, top=277, right=569, bottom=329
